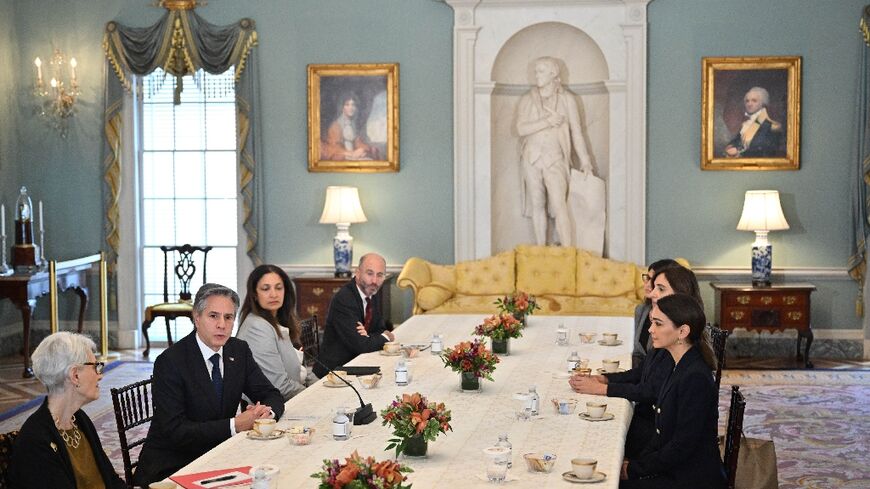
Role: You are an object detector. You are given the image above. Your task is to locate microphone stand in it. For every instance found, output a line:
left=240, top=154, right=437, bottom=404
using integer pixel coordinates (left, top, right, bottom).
left=312, top=357, right=377, bottom=425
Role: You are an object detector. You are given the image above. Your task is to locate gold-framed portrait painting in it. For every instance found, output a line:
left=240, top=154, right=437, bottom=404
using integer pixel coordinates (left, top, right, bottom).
left=307, top=63, right=399, bottom=172
left=701, top=56, right=801, bottom=170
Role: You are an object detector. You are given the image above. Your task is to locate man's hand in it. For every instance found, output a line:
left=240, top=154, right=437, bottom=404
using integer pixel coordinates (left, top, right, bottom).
left=383, top=331, right=396, bottom=342
left=355, top=322, right=370, bottom=337
left=233, top=402, right=273, bottom=432
left=620, top=460, right=630, bottom=480
left=724, top=145, right=740, bottom=157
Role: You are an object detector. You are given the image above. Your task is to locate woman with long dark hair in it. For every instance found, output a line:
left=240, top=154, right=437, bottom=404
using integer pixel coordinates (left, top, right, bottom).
left=236, top=264, right=314, bottom=400
left=619, top=293, right=725, bottom=488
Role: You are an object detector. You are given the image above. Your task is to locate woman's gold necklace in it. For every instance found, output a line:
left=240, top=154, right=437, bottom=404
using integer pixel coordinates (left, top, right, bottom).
left=53, top=414, right=82, bottom=449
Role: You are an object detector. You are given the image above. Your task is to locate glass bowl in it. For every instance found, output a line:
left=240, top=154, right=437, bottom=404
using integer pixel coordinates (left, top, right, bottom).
left=523, top=452, right=558, bottom=473
left=357, top=373, right=382, bottom=389
left=286, top=426, right=314, bottom=445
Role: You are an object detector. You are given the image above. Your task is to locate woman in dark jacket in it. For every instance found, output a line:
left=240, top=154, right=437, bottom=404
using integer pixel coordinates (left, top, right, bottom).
left=619, top=294, right=726, bottom=488
left=8, top=332, right=125, bottom=489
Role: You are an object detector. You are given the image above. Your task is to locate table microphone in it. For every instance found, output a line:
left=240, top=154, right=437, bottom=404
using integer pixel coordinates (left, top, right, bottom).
left=312, top=356, right=377, bottom=425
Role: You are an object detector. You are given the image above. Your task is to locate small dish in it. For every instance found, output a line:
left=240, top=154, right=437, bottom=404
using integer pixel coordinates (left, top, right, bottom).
left=597, top=340, right=623, bottom=346
left=596, top=368, right=626, bottom=374
left=246, top=429, right=284, bottom=440
left=379, top=350, right=403, bottom=356
left=550, top=398, right=578, bottom=415
left=562, top=471, right=607, bottom=483
left=322, top=379, right=350, bottom=388
left=357, top=373, right=382, bottom=389
left=578, top=412, right=615, bottom=422
left=286, top=427, right=315, bottom=445
left=523, top=452, right=558, bottom=473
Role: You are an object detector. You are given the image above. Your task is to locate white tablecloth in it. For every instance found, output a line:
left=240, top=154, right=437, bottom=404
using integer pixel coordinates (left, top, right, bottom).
left=172, top=314, right=635, bottom=488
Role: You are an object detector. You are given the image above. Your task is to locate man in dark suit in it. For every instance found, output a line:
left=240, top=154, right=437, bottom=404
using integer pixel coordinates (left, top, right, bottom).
left=133, top=284, right=284, bottom=487
left=724, top=86, right=784, bottom=158
left=313, top=253, right=395, bottom=377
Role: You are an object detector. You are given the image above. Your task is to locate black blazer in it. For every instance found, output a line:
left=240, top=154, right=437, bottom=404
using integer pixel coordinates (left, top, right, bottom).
left=133, top=333, right=284, bottom=486
left=627, top=347, right=726, bottom=488
left=605, top=348, right=674, bottom=421
left=314, top=280, right=388, bottom=377
left=8, top=398, right=126, bottom=489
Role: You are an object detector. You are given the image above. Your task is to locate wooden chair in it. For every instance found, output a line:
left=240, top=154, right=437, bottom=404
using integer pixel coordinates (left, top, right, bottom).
left=723, top=385, right=746, bottom=489
left=0, top=430, right=19, bottom=489
left=707, top=324, right=731, bottom=391
left=111, top=377, right=154, bottom=488
left=142, top=244, right=212, bottom=356
left=299, top=315, right=319, bottom=367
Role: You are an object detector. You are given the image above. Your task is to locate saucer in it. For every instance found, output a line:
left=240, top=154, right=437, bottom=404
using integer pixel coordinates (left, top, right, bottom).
left=596, top=368, right=626, bottom=374
left=246, top=430, right=284, bottom=440
left=562, top=471, right=606, bottom=483
left=597, top=340, right=623, bottom=346
left=578, top=412, right=615, bottom=422
left=323, top=380, right=350, bottom=388
left=379, top=350, right=403, bottom=356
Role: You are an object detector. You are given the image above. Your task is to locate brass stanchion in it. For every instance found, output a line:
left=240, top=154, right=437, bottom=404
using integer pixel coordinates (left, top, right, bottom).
left=99, top=252, right=120, bottom=362
left=49, top=260, right=58, bottom=333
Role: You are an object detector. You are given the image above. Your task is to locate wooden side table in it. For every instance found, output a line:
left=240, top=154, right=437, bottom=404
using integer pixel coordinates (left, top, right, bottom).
left=710, top=283, right=815, bottom=368
left=292, top=275, right=392, bottom=329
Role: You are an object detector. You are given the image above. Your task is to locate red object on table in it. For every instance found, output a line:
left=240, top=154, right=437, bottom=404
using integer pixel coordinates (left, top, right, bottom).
left=170, top=466, right=253, bottom=489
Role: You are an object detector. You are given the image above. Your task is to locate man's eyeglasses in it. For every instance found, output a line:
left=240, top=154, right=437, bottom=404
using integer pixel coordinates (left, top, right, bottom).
left=642, top=273, right=651, bottom=282
left=82, top=362, right=106, bottom=374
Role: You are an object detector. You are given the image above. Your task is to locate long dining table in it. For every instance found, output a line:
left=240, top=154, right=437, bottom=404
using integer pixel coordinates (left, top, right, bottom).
left=171, top=314, right=635, bottom=488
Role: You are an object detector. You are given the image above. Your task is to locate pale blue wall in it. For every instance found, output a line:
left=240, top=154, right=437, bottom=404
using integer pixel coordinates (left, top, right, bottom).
left=0, top=0, right=18, bottom=205
left=0, top=0, right=866, bottom=338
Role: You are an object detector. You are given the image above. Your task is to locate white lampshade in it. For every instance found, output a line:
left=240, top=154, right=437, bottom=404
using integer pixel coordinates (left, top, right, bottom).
left=736, top=190, right=790, bottom=232
left=319, top=186, right=368, bottom=224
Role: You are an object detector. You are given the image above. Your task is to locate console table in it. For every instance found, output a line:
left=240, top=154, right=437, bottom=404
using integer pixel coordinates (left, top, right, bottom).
left=292, top=274, right=392, bottom=329
left=0, top=258, right=95, bottom=377
left=710, top=283, right=815, bottom=368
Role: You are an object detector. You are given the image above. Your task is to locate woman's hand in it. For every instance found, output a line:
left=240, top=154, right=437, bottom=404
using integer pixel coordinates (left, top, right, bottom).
left=568, top=374, right=607, bottom=395
left=620, top=460, right=629, bottom=480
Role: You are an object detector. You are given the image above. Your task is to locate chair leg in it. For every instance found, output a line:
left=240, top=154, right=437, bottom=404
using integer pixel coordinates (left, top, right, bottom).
left=142, top=319, right=153, bottom=357
left=165, top=317, right=174, bottom=347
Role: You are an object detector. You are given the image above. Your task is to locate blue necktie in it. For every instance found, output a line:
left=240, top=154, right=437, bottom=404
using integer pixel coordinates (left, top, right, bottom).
left=209, top=353, right=223, bottom=401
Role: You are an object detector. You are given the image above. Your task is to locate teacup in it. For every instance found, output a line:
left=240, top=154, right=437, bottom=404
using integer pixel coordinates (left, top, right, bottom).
left=602, top=359, right=620, bottom=373
left=586, top=402, right=607, bottom=418
left=253, top=418, right=277, bottom=437
left=326, top=370, right=348, bottom=385
left=602, top=333, right=619, bottom=345
left=571, top=458, right=598, bottom=479
left=578, top=332, right=597, bottom=344
left=554, top=398, right=577, bottom=415
left=383, top=342, right=401, bottom=354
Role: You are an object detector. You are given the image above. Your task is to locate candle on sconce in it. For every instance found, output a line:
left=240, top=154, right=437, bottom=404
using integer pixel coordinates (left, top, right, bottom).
left=50, top=78, right=57, bottom=89
left=70, top=57, right=77, bottom=85
left=39, top=201, right=44, bottom=233
left=1, top=203, right=5, bottom=238
left=34, top=57, right=43, bottom=85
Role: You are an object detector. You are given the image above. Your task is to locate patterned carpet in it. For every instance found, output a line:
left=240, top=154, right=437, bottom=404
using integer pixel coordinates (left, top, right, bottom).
left=1, top=365, right=867, bottom=487
left=720, top=370, right=870, bottom=489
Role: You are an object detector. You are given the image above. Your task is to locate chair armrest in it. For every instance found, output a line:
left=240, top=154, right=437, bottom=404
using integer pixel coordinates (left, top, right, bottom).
left=397, top=257, right=433, bottom=315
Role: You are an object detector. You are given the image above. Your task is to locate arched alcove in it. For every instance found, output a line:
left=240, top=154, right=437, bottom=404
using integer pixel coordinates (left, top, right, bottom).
left=490, top=22, right=610, bottom=252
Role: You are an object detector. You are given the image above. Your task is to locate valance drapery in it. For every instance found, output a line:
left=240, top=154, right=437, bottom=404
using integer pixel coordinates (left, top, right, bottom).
left=101, top=7, right=264, bottom=266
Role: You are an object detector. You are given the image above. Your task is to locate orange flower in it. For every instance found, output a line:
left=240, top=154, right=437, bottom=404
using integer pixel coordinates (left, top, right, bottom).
left=334, top=464, right=360, bottom=488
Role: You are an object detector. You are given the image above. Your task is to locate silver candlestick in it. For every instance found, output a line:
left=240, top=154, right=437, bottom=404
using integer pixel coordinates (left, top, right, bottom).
left=38, top=228, right=47, bottom=270
left=0, top=235, right=11, bottom=276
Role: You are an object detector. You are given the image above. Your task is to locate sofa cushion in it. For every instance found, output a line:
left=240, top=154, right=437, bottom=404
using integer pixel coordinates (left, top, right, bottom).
left=426, top=295, right=502, bottom=314
left=428, top=263, right=456, bottom=290
left=455, top=250, right=515, bottom=296
left=515, top=245, right=576, bottom=296
left=576, top=250, right=638, bottom=298
left=417, top=283, right=454, bottom=311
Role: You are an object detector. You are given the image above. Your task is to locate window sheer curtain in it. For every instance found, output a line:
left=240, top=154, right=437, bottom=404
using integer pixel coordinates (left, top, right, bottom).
left=101, top=9, right=264, bottom=268
left=850, top=6, right=870, bottom=320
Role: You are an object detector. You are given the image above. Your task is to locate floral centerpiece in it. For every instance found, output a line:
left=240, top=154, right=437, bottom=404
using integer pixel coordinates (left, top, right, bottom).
left=473, top=313, right=523, bottom=355
left=495, top=290, right=541, bottom=321
left=380, top=392, right=452, bottom=458
left=441, top=339, right=500, bottom=391
left=311, top=450, right=413, bottom=489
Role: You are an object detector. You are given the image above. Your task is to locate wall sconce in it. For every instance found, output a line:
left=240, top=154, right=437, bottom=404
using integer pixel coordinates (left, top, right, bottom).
left=319, top=186, right=368, bottom=278
left=736, top=190, right=790, bottom=287
left=33, top=49, right=79, bottom=137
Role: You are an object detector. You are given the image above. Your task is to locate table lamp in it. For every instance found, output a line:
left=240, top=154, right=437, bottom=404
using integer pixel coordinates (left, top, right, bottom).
left=320, top=186, right=367, bottom=278
left=736, top=190, right=789, bottom=287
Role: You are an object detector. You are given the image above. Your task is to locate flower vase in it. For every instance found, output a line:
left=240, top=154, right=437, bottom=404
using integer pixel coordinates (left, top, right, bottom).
left=491, top=338, right=510, bottom=356
left=461, top=371, right=481, bottom=392
left=403, top=434, right=429, bottom=457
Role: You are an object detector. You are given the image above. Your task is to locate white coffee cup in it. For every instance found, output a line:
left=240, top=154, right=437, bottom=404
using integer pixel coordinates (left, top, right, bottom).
left=603, top=333, right=618, bottom=345
left=586, top=402, right=607, bottom=418
left=253, top=418, right=277, bottom=436
left=602, top=359, right=620, bottom=373
left=571, top=458, right=598, bottom=479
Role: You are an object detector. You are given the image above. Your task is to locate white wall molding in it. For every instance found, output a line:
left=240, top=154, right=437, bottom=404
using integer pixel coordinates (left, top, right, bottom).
left=693, top=266, right=851, bottom=281
left=279, top=264, right=404, bottom=276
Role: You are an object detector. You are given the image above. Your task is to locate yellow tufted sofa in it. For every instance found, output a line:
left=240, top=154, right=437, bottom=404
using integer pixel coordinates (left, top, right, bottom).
left=397, top=245, right=648, bottom=316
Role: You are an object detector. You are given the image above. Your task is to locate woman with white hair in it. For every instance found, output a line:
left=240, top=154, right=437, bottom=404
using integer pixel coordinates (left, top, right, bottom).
left=8, top=332, right=125, bottom=488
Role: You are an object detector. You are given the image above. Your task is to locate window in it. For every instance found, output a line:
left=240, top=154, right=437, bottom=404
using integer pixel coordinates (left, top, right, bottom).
left=139, top=68, right=238, bottom=342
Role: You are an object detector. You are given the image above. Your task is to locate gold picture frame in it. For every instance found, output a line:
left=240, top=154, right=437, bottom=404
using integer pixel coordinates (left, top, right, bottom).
left=307, top=63, right=399, bottom=172
left=701, top=56, right=801, bottom=170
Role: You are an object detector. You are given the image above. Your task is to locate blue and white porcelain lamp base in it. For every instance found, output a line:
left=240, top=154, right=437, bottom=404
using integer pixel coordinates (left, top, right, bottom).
left=332, top=223, right=354, bottom=278
left=751, top=232, right=772, bottom=288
